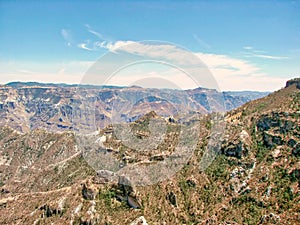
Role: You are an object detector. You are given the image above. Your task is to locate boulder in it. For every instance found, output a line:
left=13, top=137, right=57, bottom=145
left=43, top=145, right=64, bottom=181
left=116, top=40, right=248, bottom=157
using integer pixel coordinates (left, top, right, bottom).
left=272, top=148, right=281, bottom=158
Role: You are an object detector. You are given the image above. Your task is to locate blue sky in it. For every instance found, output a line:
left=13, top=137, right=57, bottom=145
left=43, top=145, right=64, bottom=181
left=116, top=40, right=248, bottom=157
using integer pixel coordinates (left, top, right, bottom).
left=0, top=0, right=300, bottom=91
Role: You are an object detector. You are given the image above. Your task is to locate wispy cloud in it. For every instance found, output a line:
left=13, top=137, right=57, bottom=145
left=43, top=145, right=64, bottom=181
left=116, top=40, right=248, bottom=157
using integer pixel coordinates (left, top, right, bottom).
left=96, top=40, right=136, bottom=52
left=77, top=42, right=93, bottom=51
left=193, top=34, right=210, bottom=49
left=98, top=41, right=202, bottom=66
left=242, top=46, right=289, bottom=60
left=243, top=46, right=253, bottom=50
left=76, top=40, right=288, bottom=91
left=247, top=54, right=289, bottom=60
left=85, top=24, right=105, bottom=40
left=72, top=25, right=115, bottom=51
left=77, top=40, right=287, bottom=91
left=0, top=61, right=93, bottom=85
left=61, top=29, right=72, bottom=46
left=16, top=69, right=36, bottom=74
left=56, top=27, right=290, bottom=91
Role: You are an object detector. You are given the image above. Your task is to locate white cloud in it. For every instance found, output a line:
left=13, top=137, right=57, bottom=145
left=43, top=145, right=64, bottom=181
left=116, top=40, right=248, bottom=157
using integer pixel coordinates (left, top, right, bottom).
left=16, top=69, right=36, bottom=74
left=84, top=43, right=287, bottom=91
left=101, top=41, right=203, bottom=66
left=242, top=46, right=289, bottom=60
left=195, top=53, right=286, bottom=91
left=1, top=39, right=290, bottom=91
left=243, top=46, right=253, bottom=50
left=103, top=40, right=137, bottom=52
left=77, top=43, right=93, bottom=51
left=248, top=54, right=289, bottom=60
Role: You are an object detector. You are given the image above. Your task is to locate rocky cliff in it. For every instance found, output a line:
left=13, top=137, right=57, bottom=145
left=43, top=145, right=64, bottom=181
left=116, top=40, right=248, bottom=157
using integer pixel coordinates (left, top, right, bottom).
left=286, top=77, right=300, bottom=89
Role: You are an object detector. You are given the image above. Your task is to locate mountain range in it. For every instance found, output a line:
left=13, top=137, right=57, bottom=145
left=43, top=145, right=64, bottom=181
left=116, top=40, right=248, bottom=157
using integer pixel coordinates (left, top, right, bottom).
left=0, top=82, right=269, bottom=133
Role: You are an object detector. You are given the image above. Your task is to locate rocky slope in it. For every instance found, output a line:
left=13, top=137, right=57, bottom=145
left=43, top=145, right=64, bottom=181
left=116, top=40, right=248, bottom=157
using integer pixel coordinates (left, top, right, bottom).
left=0, top=80, right=299, bottom=224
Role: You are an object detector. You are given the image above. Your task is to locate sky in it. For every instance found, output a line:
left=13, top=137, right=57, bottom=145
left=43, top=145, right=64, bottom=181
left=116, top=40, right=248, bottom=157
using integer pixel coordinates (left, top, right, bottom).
left=0, top=0, right=300, bottom=91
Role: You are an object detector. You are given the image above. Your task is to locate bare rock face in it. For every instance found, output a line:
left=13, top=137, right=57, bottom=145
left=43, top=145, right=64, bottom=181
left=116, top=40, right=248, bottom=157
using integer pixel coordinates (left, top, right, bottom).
left=286, top=78, right=300, bottom=89
left=221, top=130, right=252, bottom=159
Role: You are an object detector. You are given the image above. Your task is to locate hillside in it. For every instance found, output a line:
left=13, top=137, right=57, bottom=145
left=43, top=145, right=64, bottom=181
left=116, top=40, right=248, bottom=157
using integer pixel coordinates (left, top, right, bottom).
left=0, top=79, right=299, bottom=224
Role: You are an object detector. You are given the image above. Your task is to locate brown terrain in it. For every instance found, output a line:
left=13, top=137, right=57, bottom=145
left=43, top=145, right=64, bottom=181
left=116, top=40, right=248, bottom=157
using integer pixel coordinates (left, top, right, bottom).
left=0, top=79, right=299, bottom=224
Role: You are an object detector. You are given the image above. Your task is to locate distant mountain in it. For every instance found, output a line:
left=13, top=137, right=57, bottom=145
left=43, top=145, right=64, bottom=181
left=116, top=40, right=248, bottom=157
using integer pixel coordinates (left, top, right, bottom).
left=6, top=81, right=75, bottom=88
left=5, top=81, right=125, bottom=89
left=0, top=82, right=269, bottom=133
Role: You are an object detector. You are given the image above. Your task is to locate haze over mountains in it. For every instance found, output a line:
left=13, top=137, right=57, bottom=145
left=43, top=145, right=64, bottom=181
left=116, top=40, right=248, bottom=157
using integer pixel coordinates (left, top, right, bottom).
left=0, top=81, right=269, bottom=133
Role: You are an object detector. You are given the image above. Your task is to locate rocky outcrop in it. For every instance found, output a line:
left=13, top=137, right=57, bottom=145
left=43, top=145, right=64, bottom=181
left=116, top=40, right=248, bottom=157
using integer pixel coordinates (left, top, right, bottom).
left=256, top=112, right=295, bottom=134
left=255, top=112, right=299, bottom=151
left=221, top=130, right=251, bottom=159
left=286, top=78, right=300, bottom=89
